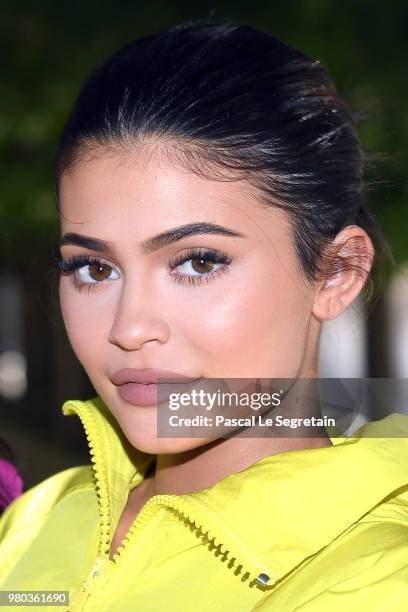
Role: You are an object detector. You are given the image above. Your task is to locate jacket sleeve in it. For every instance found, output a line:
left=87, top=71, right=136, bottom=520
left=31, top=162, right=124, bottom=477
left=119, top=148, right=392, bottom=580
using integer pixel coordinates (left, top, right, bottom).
left=252, top=520, right=408, bottom=612
left=252, top=567, right=408, bottom=612
left=300, top=567, right=408, bottom=612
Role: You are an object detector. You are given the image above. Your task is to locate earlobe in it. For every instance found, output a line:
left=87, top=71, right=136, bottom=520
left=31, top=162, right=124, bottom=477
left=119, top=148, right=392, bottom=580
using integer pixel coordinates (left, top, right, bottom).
left=312, top=284, right=342, bottom=322
left=314, top=263, right=364, bottom=321
left=312, top=257, right=350, bottom=321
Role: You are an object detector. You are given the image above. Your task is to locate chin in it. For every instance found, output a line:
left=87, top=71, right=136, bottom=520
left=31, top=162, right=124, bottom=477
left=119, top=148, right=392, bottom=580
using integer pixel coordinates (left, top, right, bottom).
left=125, top=432, right=212, bottom=455
left=106, top=397, right=206, bottom=454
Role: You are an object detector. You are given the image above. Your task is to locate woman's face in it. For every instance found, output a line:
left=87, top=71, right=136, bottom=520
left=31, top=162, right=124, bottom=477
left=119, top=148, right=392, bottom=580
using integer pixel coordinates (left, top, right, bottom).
left=58, top=145, right=319, bottom=453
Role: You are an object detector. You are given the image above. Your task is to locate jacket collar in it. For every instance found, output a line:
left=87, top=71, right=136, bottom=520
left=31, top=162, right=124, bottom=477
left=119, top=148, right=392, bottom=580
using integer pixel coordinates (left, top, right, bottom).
left=62, top=396, right=408, bottom=588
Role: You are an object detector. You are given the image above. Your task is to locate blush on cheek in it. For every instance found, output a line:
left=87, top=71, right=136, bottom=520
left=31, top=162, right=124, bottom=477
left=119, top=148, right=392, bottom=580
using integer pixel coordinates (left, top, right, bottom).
left=193, top=274, right=310, bottom=377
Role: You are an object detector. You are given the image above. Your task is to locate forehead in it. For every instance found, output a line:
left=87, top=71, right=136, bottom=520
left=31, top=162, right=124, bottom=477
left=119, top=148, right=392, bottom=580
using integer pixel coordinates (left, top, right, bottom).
left=58, top=146, right=289, bottom=243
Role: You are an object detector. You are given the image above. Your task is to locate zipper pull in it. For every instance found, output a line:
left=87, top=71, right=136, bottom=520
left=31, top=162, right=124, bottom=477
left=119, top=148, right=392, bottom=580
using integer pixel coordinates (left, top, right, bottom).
left=256, top=573, right=270, bottom=586
left=83, top=557, right=109, bottom=588
left=68, top=558, right=111, bottom=611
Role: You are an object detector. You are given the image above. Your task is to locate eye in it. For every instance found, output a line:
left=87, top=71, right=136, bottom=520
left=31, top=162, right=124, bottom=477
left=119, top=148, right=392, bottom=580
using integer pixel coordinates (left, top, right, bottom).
left=77, top=261, right=117, bottom=284
left=176, top=256, right=218, bottom=276
left=56, top=252, right=120, bottom=292
left=169, top=248, right=232, bottom=286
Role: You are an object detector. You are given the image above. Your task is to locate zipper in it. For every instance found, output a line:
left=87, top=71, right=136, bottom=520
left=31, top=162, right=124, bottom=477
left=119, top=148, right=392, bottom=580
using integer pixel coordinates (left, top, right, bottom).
left=109, top=493, right=275, bottom=586
left=74, top=405, right=111, bottom=558
left=64, top=400, right=274, bottom=610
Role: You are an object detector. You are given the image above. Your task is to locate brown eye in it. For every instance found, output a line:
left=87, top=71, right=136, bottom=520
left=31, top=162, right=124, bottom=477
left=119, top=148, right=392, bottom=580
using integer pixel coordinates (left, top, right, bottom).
left=191, top=258, right=215, bottom=274
left=88, top=263, right=113, bottom=282
left=74, top=259, right=119, bottom=285
left=169, top=248, right=232, bottom=286
left=59, top=255, right=120, bottom=293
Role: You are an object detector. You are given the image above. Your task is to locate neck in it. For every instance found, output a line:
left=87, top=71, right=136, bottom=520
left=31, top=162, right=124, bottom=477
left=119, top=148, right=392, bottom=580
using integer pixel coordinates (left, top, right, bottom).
left=143, top=365, right=332, bottom=499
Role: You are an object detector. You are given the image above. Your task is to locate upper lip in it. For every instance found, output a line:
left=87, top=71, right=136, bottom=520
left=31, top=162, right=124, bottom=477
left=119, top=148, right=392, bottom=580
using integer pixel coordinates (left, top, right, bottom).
left=111, top=368, right=202, bottom=386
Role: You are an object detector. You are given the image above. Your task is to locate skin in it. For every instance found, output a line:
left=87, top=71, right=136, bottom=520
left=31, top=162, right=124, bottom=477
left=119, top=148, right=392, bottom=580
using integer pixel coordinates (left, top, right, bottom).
left=58, top=144, right=374, bottom=557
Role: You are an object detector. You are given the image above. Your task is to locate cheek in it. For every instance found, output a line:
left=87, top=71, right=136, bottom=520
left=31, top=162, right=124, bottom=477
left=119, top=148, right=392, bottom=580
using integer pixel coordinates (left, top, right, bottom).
left=59, top=283, right=110, bottom=368
left=173, top=265, right=311, bottom=376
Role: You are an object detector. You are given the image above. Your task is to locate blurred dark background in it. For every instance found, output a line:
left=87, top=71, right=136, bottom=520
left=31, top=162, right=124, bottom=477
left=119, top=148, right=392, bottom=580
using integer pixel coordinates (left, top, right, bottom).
left=1, top=1, right=407, bottom=490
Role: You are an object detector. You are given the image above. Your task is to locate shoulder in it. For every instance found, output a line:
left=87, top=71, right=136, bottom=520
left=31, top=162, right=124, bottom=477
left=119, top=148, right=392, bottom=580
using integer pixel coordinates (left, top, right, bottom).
left=254, top=489, right=408, bottom=611
left=0, top=464, right=94, bottom=540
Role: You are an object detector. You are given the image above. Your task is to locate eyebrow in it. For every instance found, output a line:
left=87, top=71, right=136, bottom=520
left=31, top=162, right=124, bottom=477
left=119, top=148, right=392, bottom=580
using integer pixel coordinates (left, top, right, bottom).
left=59, top=222, right=246, bottom=254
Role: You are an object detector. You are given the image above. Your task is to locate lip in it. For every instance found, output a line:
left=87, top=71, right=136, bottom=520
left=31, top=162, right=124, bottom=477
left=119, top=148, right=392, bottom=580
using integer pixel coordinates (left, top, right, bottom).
left=111, top=368, right=201, bottom=386
left=111, top=368, right=203, bottom=407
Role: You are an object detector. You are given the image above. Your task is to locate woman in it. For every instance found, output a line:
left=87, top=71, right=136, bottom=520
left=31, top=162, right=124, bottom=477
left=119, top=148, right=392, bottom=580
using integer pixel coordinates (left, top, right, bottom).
left=1, top=20, right=408, bottom=611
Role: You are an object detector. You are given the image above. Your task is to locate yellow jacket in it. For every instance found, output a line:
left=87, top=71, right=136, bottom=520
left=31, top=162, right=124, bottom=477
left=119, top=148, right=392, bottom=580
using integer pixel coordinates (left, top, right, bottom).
left=1, top=396, right=408, bottom=611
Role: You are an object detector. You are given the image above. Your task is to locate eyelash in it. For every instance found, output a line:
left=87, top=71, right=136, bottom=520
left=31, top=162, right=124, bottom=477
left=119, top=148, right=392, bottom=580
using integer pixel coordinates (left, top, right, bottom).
left=54, top=248, right=232, bottom=294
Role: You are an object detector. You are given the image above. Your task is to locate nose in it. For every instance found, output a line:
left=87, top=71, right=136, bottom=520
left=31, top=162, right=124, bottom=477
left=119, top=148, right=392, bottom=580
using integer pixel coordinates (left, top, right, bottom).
left=108, top=279, right=170, bottom=351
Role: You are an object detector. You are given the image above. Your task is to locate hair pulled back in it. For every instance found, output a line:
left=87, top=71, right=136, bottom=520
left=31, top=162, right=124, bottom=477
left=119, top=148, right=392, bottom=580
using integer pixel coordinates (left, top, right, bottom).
left=57, top=20, right=394, bottom=305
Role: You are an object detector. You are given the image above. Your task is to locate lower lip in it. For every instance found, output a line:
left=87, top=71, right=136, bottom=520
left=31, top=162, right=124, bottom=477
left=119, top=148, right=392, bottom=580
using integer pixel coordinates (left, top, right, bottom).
left=117, top=383, right=159, bottom=406
left=116, top=380, right=201, bottom=407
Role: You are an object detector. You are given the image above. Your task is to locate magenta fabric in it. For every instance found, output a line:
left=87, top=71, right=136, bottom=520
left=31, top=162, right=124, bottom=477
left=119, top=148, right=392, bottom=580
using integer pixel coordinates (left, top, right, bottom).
left=0, top=458, right=23, bottom=512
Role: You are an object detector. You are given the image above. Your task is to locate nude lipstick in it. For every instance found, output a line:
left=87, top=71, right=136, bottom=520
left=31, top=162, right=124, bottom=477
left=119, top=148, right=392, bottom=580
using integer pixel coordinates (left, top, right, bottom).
left=111, top=368, right=201, bottom=407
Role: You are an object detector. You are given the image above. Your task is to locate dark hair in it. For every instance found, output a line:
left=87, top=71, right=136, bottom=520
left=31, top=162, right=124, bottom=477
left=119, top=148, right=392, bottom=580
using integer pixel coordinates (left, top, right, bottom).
left=56, top=19, right=395, bottom=307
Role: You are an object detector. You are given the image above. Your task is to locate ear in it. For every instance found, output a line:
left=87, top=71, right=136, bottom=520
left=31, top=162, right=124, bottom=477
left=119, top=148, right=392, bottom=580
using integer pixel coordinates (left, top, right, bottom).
left=312, top=225, right=375, bottom=321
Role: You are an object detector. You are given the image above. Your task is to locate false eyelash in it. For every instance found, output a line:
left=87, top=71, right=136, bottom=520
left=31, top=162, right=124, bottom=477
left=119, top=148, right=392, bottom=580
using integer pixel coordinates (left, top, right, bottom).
left=53, top=247, right=231, bottom=273
left=56, top=253, right=109, bottom=274
left=53, top=249, right=115, bottom=294
left=168, top=248, right=232, bottom=286
left=54, top=246, right=233, bottom=292
left=168, top=248, right=231, bottom=270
